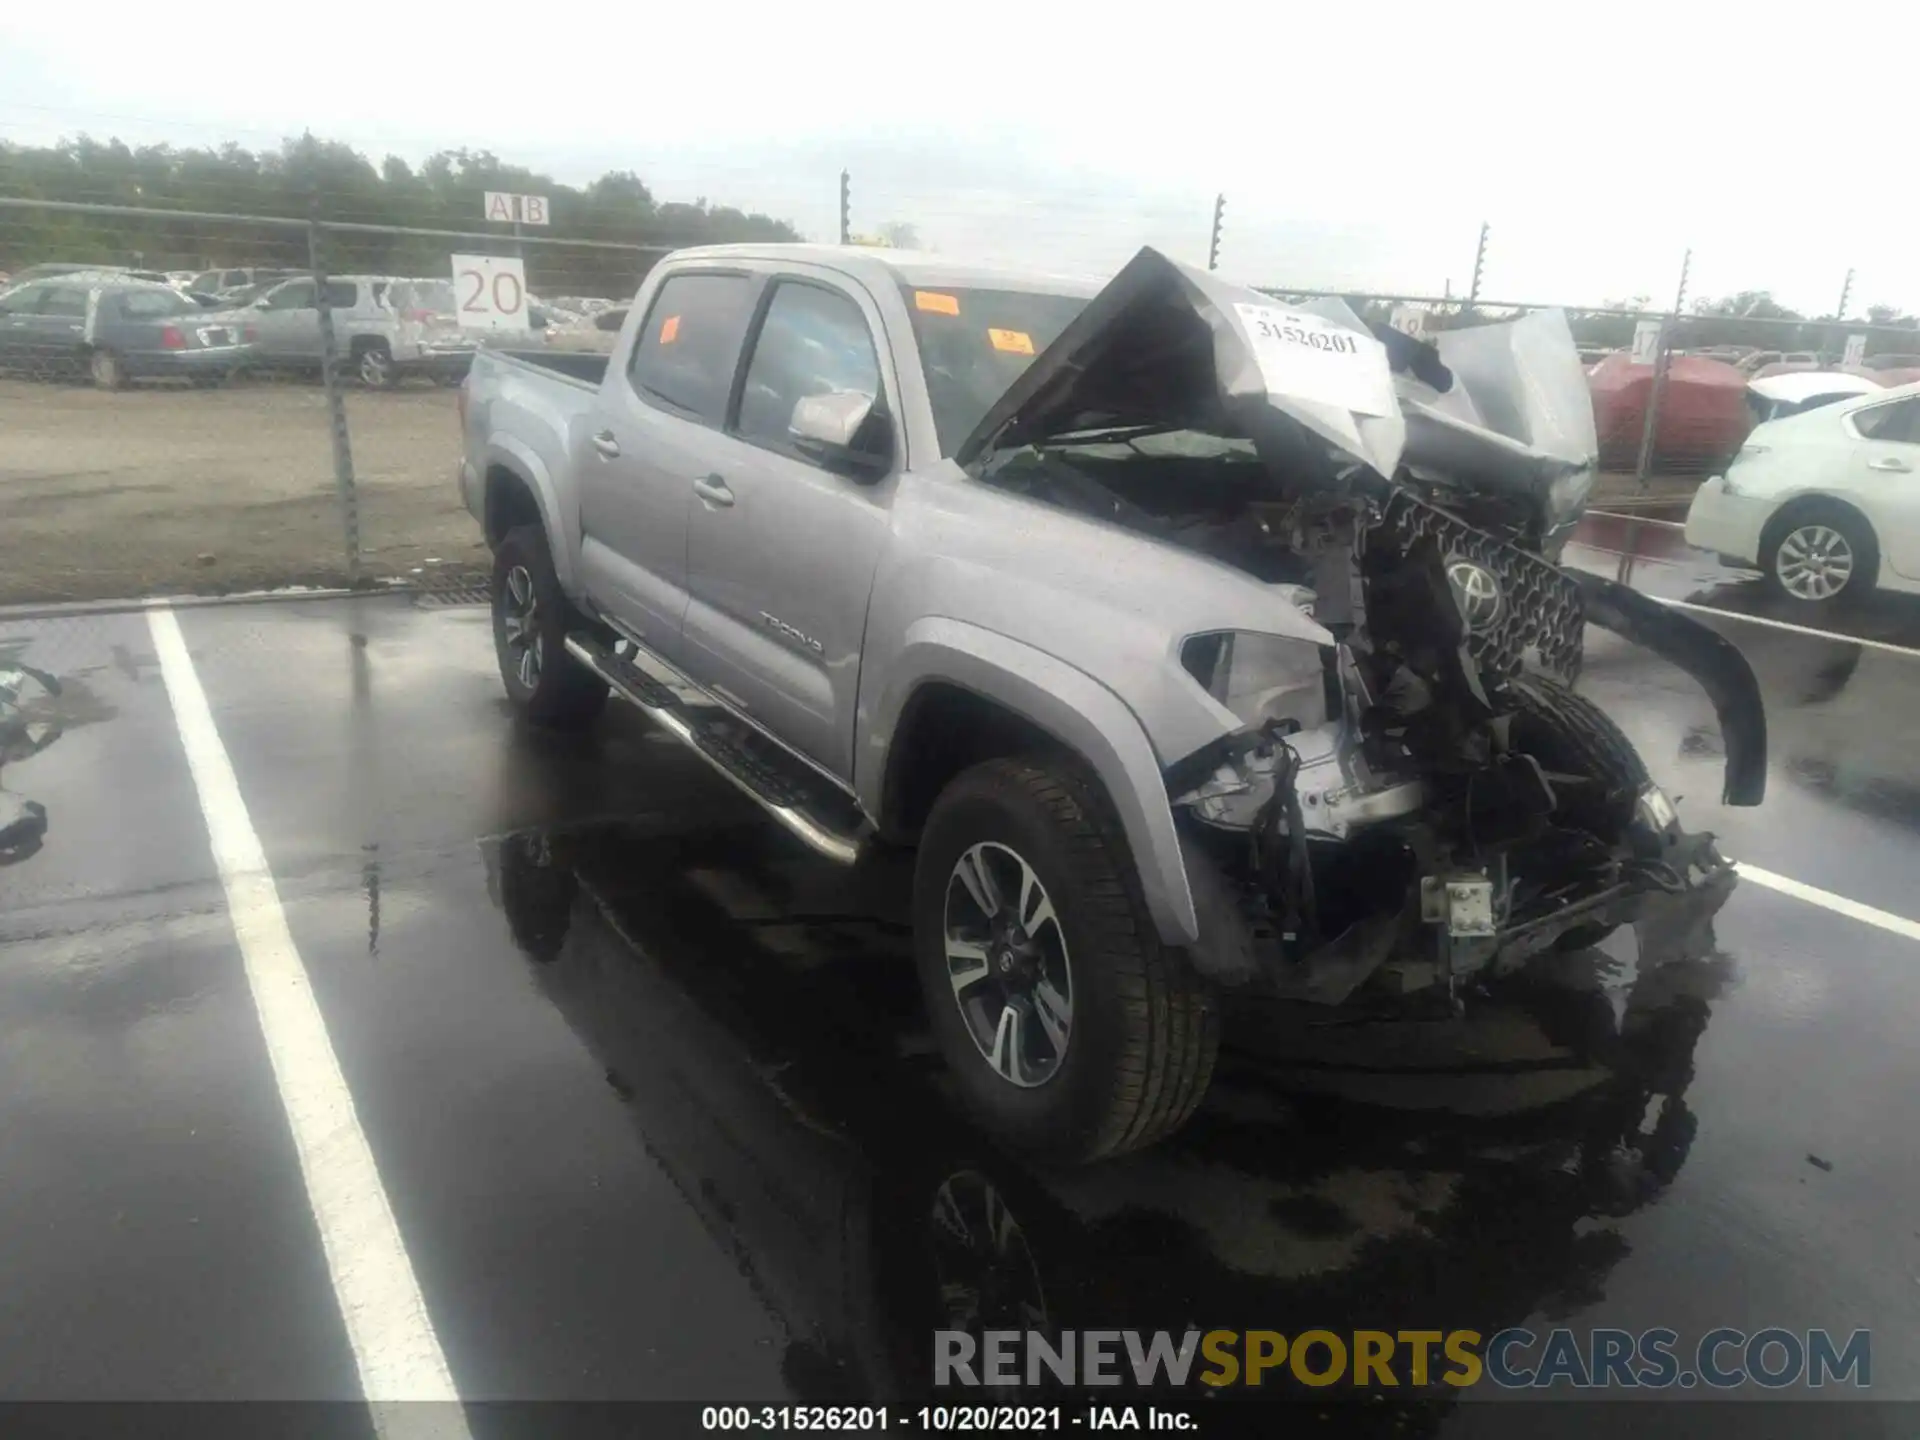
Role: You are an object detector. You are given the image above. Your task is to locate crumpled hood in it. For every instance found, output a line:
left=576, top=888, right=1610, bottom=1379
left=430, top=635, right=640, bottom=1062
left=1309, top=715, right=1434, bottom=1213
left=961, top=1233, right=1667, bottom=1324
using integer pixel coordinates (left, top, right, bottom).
left=956, top=246, right=1597, bottom=514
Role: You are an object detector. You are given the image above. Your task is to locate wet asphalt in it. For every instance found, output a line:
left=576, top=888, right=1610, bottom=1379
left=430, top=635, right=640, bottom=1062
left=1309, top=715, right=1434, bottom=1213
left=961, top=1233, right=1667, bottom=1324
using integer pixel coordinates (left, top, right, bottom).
left=1, top=563, right=1917, bottom=1431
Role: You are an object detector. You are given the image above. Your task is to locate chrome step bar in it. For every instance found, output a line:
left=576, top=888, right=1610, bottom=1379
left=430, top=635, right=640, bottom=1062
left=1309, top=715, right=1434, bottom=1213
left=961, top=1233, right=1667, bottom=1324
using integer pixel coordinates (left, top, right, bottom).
left=563, top=635, right=867, bottom=866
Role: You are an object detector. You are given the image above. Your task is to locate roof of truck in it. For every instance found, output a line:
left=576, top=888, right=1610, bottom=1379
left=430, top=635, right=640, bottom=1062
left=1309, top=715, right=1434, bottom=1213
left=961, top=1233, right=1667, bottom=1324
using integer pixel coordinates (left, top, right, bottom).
left=660, top=242, right=1105, bottom=297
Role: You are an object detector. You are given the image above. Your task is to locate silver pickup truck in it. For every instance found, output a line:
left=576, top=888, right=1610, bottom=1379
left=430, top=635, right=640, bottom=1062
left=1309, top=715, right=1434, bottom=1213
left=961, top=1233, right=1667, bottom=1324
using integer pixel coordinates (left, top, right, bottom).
left=459, top=243, right=1766, bottom=1163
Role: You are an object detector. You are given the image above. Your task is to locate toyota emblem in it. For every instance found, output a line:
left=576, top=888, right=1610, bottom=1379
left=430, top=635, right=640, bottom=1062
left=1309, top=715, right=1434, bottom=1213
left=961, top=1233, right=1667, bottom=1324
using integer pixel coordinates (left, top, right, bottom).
left=1446, top=558, right=1503, bottom=632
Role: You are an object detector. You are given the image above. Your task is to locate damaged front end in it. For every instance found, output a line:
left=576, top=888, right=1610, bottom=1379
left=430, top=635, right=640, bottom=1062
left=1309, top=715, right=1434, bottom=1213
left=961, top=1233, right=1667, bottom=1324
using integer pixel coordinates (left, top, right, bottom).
left=958, top=247, right=1765, bottom=1007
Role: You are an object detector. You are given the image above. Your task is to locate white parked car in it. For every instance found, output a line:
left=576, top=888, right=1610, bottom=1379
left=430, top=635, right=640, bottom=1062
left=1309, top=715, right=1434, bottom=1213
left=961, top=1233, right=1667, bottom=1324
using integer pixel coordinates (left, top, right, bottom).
left=1744, top=370, right=1883, bottom=426
left=1686, top=380, right=1920, bottom=605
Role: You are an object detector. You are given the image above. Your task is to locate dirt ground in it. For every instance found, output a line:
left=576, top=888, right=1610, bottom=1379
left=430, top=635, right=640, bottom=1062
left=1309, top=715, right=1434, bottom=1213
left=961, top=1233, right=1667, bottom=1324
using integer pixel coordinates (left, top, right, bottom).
left=0, top=377, right=486, bottom=605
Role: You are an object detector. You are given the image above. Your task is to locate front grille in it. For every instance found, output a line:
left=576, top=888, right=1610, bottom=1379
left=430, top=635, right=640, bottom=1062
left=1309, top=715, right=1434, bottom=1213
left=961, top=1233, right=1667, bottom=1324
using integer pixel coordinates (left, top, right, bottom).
left=1365, top=488, right=1584, bottom=683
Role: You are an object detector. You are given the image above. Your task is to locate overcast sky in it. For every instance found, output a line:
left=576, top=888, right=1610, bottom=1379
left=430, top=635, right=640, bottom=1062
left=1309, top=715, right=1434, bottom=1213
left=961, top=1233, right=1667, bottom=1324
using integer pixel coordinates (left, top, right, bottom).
left=4, top=2, right=1917, bottom=313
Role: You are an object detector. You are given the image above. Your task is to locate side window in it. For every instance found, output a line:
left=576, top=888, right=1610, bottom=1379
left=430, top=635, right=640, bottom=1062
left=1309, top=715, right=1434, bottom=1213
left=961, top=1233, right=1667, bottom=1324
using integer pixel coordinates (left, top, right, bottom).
left=0, top=284, right=45, bottom=314
left=118, top=290, right=186, bottom=320
left=322, top=280, right=359, bottom=309
left=265, top=280, right=315, bottom=310
left=735, top=281, right=882, bottom=456
left=39, top=287, right=89, bottom=318
left=1855, top=399, right=1920, bottom=444
left=225, top=270, right=249, bottom=288
left=627, top=272, right=754, bottom=423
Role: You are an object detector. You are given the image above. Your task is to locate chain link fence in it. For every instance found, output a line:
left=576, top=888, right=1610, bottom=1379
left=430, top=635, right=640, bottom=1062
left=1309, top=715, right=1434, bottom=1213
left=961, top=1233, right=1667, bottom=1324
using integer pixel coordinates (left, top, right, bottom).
left=3, top=186, right=1914, bottom=608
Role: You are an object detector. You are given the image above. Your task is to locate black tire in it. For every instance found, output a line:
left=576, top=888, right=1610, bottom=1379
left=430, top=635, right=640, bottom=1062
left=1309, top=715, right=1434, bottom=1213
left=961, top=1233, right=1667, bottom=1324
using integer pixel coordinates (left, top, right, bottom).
left=1759, top=501, right=1877, bottom=608
left=912, top=756, right=1218, bottom=1164
left=491, top=525, right=609, bottom=729
left=88, top=348, right=127, bottom=391
left=1508, top=674, right=1653, bottom=952
left=355, top=340, right=399, bottom=389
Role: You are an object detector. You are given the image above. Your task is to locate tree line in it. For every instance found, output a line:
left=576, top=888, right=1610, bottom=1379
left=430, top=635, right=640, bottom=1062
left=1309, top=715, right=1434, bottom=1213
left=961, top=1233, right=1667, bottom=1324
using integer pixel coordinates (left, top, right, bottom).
left=0, top=133, right=803, bottom=298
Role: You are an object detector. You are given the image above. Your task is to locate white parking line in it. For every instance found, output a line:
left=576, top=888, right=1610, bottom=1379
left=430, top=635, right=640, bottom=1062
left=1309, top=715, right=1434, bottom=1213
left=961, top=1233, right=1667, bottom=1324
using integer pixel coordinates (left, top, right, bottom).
left=1652, top=595, right=1920, bottom=661
left=147, top=606, right=469, bottom=1425
left=1734, top=862, right=1920, bottom=944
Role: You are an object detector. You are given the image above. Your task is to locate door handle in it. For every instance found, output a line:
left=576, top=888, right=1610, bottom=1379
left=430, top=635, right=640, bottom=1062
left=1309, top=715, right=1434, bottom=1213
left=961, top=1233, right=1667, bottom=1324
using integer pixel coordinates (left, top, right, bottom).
left=1866, top=456, right=1911, bottom=473
left=590, top=430, right=620, bottom=459
left=692, top=474, right=735, bottom=508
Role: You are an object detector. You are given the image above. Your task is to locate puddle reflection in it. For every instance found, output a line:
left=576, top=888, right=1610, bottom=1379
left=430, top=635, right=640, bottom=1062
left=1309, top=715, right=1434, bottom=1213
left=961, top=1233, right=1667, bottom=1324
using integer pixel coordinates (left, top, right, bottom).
left=484, top=821, right=1731, bottom=1420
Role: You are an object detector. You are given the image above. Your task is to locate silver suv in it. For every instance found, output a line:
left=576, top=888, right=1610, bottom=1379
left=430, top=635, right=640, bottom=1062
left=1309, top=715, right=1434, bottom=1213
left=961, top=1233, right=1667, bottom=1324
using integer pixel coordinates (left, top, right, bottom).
left=223, top=275, right=473, bottom=387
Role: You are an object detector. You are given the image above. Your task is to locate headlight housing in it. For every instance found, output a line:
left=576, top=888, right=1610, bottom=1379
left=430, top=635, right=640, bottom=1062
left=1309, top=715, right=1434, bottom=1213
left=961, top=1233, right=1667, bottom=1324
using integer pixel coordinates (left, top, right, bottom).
left=1546, top=465, right=1597, bottom=524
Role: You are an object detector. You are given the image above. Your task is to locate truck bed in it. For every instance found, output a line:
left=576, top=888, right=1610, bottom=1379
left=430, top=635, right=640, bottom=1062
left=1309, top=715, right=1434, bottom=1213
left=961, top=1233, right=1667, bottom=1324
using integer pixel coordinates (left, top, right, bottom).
left=482, top=348, right=610, bottom=388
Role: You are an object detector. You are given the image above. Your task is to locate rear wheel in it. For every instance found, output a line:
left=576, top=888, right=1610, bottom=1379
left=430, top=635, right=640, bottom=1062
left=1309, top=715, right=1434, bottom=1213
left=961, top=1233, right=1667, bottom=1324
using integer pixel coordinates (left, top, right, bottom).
left=491, top=525, right=609, bottom=729
left=88, top=348, right=127, bottom=391
left=1761, top=502, right=1876, bottom=607
left=912, top=757, right=1218, bottom=1163
left=356, top=341, right=398, bottom=389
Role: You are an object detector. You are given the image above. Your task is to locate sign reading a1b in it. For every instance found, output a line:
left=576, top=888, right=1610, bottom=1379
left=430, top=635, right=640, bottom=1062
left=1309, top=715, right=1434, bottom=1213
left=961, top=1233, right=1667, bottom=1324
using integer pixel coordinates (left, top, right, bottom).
left=451, top=254, right=529, bottom=331
left=483, top=191, right=549, bottom=226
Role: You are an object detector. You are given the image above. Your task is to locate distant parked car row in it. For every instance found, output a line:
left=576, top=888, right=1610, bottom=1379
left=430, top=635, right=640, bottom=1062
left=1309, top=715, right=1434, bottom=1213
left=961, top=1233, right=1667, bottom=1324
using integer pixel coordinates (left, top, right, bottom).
left=0, top=266, right=623, bottom=389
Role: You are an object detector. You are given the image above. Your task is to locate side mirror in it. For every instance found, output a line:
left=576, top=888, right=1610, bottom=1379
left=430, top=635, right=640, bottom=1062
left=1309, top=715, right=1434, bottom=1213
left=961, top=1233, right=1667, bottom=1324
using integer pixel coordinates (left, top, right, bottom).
left=593, top=307, right=628, bottom=333
left=790, top=391, right=890, bottom=480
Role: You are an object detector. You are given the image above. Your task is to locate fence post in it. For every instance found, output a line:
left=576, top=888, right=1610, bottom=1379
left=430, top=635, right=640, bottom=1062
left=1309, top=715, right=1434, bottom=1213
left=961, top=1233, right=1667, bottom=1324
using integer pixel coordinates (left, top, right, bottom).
left=838, top=169, right=851, bottom=246
left=1632, top=247, right=1692, bottom=493
left=1466, top=222, right=1490, bottom=309
left=1207, top=193, right=1225, bottom=271
left=307, top=216, right=362, bottom=584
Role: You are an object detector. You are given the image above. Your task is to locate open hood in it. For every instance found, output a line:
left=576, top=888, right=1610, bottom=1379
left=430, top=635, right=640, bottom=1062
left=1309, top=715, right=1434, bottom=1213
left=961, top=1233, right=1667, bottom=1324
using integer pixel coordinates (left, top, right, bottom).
left=953, top=247, right=1407, bottom=479
left=954, top=247, right=1598, bottom=518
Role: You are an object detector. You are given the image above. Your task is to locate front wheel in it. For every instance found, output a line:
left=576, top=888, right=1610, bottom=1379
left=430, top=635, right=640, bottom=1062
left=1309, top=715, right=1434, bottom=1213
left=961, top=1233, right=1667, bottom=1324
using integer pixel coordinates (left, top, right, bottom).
left=491, top=525, right=609, bottom=729
left=912, top=757, right=1218, bottom=1164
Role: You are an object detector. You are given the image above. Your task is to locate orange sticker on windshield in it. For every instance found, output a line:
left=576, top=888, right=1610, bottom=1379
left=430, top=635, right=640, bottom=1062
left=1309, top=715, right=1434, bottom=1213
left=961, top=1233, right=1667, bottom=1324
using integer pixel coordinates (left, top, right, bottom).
left=659, top=314, right=681, bottom=344
left=915, top=291, right=960, bottom=316
left=988, top=328, right=1035, bottom=355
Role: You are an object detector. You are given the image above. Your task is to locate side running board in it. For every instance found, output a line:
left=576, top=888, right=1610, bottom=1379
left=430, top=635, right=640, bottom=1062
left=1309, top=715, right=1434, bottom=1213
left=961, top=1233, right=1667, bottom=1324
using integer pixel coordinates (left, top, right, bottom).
left=562, top=633, right=869, bottom=865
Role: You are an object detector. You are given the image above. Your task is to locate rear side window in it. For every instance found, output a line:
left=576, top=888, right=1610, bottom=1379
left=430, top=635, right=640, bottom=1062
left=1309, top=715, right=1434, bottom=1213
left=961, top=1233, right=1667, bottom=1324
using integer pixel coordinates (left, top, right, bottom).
left=117, top=289, right=194, bottom=319
left=322, top=280, right=359, bottom=309
left=1855, top=398, right=1920, bottom=443
left=628, top=272, right=754, bottom=423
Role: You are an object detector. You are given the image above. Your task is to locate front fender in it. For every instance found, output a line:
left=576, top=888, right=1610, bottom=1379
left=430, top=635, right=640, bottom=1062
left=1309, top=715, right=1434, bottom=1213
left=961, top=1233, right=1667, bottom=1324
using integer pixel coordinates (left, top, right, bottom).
left=859, top=618, right=1201, bottom=945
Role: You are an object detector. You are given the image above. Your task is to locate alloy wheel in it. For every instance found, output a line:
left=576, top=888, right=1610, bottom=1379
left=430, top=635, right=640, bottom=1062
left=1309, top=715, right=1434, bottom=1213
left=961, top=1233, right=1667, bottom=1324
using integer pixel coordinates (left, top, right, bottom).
left=943, top=842, right=1072, bottom=1088
left=1776, top=524, right=1854, bottom=601
left=500, top=564, right=543, bottom=690
left=359, top=349, right=394, bottom=387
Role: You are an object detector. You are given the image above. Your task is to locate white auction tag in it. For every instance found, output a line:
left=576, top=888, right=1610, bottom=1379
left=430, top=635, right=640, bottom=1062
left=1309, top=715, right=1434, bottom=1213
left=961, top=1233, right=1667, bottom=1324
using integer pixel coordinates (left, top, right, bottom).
left=1233, top=303, right=1397, bottom=417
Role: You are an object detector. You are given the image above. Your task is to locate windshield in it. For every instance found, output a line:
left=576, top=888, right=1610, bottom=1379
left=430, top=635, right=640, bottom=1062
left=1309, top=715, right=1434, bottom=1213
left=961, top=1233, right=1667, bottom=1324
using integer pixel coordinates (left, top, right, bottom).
left=898, top=284, right=1088, bottom=455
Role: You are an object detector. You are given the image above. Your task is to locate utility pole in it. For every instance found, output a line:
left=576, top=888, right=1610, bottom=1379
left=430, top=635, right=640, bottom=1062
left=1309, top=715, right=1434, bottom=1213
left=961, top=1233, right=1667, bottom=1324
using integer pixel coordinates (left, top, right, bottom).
left=1835, top=267, right=1854, bottom=321
left=838, top=169, right=851, bottom=246
left=1466, top=222, right=1490, bottom=309
left=1207, top=193, right=1225, bottom=271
